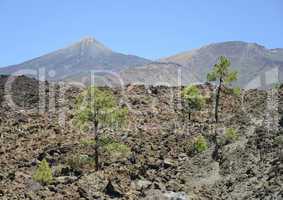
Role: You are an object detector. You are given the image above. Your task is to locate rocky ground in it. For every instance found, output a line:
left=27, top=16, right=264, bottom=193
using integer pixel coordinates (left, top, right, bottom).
left=0, top=76, right=282, bottom=200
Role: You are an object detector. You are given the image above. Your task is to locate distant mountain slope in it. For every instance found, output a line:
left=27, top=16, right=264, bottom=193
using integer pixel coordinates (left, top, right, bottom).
left=161, top=41, right=283, bottom=88
left=0, top=37, right=151, bottom=81
left=119, top=62, right=200, bottom=86
left=1, top=40, right=282, bottom=88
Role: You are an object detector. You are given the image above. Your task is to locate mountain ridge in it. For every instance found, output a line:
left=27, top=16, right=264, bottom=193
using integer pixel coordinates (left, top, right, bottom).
left=0, top=39, right=282, bottom=88
left=0, top=37, right=151, bottom=81
left=156, top=41, right=283, bottom=88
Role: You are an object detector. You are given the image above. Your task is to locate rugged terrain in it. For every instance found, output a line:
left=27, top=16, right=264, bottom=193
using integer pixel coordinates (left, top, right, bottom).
left=0, top=76, right=282, bottom=199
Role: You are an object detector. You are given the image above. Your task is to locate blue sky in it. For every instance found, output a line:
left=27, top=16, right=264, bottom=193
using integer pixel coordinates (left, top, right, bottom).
left=0, top=0, right=282, bottom=66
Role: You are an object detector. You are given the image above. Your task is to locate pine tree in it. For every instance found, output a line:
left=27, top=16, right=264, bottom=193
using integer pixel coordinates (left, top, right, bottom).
left=33, top=159, right=53, bottom=185
left=73, top=86, right=128, bottom=171
left=182, top=85, right=205, bottom=120
left=207, top=56, right=238, bottom=122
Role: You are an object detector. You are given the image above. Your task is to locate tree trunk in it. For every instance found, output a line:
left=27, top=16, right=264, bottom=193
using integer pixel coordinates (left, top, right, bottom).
left=189, top=112, right=191, bottom=121
left=212, top=132, right=220, bottom=161
left=93, top=121, right=100, bottom=171
left=215, top=78, right=222, bottom=123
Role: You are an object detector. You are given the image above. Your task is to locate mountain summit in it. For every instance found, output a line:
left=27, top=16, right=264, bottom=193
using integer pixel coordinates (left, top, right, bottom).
left=0, top=37, right=151, bottom=82
left=71, top=37, right=113, bottom=55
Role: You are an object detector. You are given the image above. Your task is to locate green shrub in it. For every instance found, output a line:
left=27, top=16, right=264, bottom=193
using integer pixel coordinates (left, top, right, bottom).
left=80, top=137, right=116, bottom=147
left=67, top=154, right=96, bottom=170
left=80, top=139, right=96, bottom=147
left=233, top=87, right=241, bottom=96
left=182, top=85, right=205, bottom=120
left=33, top=159, right=53, bottom=185
left=272, top=82, right=280, bottom=90
left=193, top=135, right=208, bottom=153
left=104, top=141, right=131, bottom=157
left=274, top=135, right=283, bottom=147
left=77, top=137, right=131, bottom=165
left=80, top=137, right=131, bottom=155
left=99, top=137, right=116, bottom=146
left=224, top=128, right=238, bottom=143
left=67, top=154, right=81, bottom=170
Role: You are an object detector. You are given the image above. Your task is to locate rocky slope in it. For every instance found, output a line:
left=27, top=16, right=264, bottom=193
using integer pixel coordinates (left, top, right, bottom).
left=0, top=37, right=151, bottom=82
left=161, top=41, right=283, bottom=88
left=118, top=62, right=199, bottom=86
left=0, top=76, right=282, bottom=199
